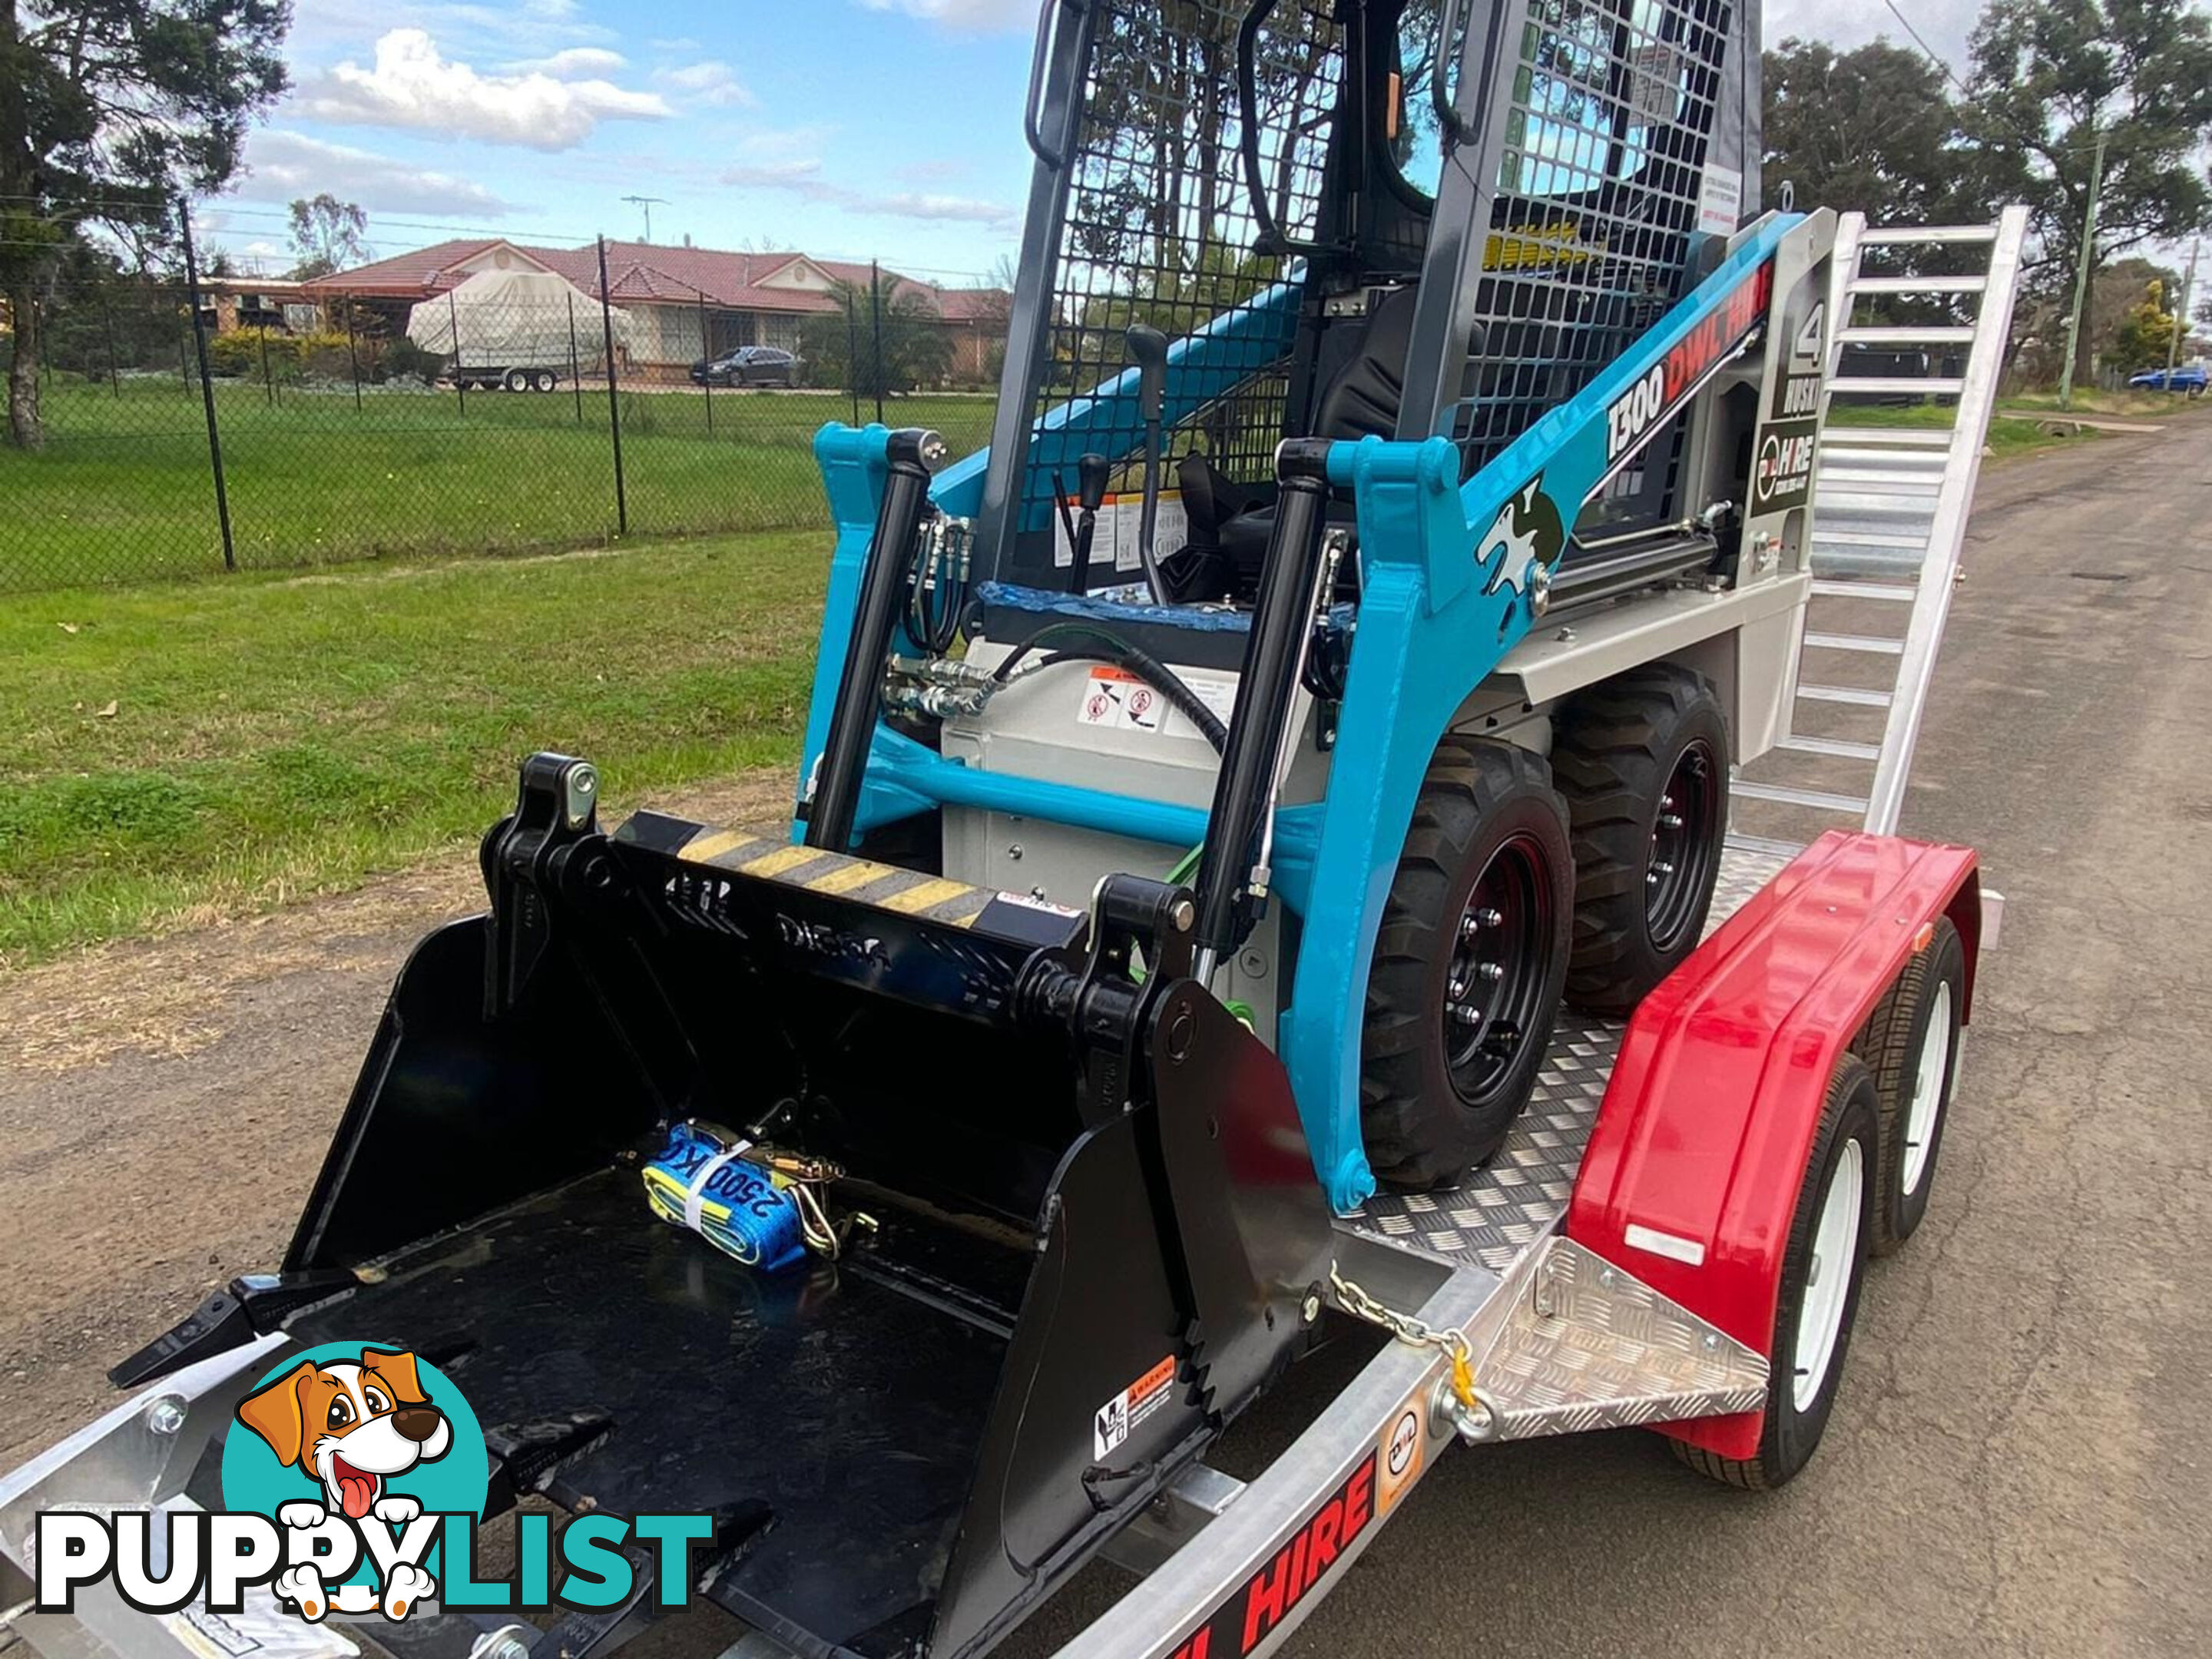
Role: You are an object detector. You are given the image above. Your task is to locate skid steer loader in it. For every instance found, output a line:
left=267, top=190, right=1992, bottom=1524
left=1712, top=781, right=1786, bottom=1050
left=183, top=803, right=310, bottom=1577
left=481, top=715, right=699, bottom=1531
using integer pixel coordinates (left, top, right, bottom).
left=7, top=2, right=2015, bottom=1657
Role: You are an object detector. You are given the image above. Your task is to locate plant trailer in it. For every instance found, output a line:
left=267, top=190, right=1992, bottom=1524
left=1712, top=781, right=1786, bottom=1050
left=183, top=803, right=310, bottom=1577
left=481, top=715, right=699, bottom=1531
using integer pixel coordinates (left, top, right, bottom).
left=0, top=1, right=2028, bottom=1657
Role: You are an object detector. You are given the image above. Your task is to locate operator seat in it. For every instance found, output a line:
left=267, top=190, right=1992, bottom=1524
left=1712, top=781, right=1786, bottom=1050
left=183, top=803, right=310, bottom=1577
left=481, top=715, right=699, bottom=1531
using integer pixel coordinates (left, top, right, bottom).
left=1164, top=284, right=1418, bottom=601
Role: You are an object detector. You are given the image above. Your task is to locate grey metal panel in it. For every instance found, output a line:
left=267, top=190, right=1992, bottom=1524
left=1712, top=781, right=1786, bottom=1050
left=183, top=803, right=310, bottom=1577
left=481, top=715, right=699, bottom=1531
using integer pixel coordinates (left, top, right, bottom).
left=1472, top=1239, right=1769, bottom=1439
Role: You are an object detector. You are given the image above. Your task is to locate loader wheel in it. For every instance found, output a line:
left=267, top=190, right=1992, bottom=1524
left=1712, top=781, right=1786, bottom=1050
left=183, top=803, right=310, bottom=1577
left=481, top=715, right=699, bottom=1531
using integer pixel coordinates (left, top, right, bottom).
left=1671, top=1052, right=1877, bottom=1490
left=1361, top=738, right=1572, bottom=1188
left=1553, top=664, right=1730, bottom=1014
left=1852, top=916, right=1965, bottom=1254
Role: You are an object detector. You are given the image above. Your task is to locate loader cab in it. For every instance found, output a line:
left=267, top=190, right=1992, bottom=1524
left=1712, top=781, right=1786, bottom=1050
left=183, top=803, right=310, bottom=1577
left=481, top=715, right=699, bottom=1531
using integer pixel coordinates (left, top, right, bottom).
left=972, top=0, right=1760, bottom=609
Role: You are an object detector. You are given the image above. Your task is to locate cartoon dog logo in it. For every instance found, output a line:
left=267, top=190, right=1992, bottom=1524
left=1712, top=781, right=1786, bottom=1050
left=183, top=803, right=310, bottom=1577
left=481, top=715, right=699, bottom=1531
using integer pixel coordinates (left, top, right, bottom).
left=1477, top=474, right=1566, bottom=601
left=234, top=1349, right=452, bottom=1620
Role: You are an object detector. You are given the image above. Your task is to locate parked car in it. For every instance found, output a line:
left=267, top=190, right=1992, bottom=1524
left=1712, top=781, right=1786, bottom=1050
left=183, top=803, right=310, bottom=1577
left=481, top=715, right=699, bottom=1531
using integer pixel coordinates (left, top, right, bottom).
left=689, top=346, right=800, bottom=388
left=2127, top=364, right=2207, bottom=393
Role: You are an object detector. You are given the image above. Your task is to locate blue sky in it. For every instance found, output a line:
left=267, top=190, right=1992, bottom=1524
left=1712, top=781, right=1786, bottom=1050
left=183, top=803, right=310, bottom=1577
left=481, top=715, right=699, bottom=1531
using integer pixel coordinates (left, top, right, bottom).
left=208, top=0, right=1046, bottom=282
left=204, top=0, right=1976, bottom=280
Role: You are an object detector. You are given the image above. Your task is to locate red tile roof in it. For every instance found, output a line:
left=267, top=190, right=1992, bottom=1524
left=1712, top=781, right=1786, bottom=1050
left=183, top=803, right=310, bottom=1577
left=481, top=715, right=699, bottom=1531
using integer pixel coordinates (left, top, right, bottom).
left=304, top=237, right=1008, bottom=324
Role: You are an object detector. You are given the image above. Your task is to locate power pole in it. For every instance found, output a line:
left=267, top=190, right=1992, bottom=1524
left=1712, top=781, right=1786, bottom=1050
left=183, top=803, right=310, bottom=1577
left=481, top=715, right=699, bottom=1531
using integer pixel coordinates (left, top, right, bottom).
left=2057, top=131, right=2107, bottom=412
left=2161, top=240, right=2200, bottom=389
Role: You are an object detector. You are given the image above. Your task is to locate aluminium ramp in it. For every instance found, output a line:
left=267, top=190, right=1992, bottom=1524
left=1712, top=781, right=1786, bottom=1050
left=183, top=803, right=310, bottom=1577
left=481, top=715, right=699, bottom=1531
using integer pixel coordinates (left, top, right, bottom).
left=1732, top=206, right=2031, bottom=845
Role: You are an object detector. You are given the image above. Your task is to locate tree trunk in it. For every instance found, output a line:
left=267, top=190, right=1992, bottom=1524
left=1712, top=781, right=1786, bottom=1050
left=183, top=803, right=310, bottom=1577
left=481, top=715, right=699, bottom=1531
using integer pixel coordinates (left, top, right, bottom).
left=7, top=280, right=42, bottom=450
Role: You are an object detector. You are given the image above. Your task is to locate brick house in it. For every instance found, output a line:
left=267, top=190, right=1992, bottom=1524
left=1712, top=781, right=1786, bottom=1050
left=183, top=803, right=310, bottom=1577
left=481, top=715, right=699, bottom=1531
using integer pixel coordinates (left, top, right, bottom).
left=303, top=238, right=1008, bottom=386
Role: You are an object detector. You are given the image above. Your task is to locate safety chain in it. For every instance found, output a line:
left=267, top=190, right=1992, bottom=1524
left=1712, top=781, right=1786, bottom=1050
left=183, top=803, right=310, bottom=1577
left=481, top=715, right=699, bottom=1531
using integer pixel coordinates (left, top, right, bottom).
left=1328, top=1263, right=1497, bottom=1442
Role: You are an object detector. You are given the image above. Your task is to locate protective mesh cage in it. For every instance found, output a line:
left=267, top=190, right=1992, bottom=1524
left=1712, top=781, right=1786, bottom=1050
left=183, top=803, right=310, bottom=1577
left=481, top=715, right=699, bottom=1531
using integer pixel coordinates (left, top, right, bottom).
left=1020, top=0, right=1346, bottom=521
left=1450, top=0, right=1733, bottom=475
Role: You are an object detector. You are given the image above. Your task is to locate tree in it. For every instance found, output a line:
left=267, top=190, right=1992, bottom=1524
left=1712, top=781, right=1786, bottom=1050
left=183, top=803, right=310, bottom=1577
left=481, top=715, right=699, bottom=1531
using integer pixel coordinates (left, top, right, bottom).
left=1965, top=0, right=2212, bottom=389
left=798, top=277, right=952, bottom=396
left=1760, top=38, right=1980, bottom=222
left=2099, top=265, right=2180, bottom=369
left=286, top=194, right=368, bottom=281
left=0, top=0, right=288, bottom=448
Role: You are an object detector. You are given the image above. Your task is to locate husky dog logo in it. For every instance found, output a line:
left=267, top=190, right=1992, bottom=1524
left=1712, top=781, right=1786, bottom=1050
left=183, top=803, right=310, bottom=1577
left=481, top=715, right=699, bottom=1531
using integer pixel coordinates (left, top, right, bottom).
left=1477, top=475, right=1566, bottom=601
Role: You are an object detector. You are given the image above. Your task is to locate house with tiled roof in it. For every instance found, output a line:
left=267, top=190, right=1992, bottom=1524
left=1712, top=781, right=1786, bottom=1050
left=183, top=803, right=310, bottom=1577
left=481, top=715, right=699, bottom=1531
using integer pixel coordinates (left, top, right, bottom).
left=303, top=237, right=1009, bottom=386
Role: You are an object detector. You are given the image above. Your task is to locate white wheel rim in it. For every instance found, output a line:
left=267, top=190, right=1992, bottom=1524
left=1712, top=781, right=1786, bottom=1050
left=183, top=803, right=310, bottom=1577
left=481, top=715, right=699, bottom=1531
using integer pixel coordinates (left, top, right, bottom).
left=1902, top=982, right=1952, bottom=1197
left=1793, top=1137, right=1863, bottom=1411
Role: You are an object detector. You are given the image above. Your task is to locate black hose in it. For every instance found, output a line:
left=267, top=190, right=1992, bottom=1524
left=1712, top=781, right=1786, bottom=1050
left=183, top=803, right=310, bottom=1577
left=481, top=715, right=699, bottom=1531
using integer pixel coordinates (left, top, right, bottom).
left=906, top=522, right=965, bottom=656
left=992, top=622, right=1229, bottom=753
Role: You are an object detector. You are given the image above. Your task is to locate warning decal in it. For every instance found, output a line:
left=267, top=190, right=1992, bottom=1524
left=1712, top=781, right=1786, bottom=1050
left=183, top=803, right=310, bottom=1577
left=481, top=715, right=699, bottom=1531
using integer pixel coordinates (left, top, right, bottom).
left=1075, top=664, right=1166, bottom=733
left=1094, top=1353, right=1177, bottom=1460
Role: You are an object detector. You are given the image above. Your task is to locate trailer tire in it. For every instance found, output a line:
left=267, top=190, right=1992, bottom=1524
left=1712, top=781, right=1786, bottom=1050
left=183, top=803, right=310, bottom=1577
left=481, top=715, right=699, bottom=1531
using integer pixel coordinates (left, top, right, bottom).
left=1361, top=738, right=1573, bottom=1188
left=502, top=368, right=529, bottom=392
left=1852, top=916, right=1965, bottom=1254
left=532, top=370, right=558, bottom=392
left=1553, top=664, right=1730, bottom=1015
left=1671, top=1051, right=1878, bottom=1490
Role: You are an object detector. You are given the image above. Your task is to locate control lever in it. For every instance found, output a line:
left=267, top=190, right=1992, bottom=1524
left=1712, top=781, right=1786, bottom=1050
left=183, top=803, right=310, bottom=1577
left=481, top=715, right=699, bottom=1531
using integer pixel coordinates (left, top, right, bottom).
left=1124, top=324, right=1171, bottom=603
left=1073, top=452, right=1111, bottom=594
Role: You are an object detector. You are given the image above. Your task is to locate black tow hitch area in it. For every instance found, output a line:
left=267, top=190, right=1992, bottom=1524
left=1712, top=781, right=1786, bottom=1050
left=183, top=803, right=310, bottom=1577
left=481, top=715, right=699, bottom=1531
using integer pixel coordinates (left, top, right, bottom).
left=247, top=753, right=1333, bottom=1658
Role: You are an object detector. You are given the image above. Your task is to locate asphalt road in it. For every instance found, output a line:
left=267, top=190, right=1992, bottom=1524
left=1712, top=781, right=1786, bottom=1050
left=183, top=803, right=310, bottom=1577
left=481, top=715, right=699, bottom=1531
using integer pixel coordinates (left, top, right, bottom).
left=4, top=420, right=2208, bottom=1657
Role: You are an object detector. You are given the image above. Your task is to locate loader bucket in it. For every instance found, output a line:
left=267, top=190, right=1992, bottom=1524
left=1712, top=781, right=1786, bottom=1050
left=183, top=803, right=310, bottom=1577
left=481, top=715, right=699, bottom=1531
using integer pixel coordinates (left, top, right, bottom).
left=266, top=755, right=1333, bottom=1658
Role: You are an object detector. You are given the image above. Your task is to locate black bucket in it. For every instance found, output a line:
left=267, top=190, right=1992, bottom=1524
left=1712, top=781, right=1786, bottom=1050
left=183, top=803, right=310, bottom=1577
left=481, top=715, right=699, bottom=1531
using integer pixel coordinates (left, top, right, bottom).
left=273, top=756, right=1333, bottom=1657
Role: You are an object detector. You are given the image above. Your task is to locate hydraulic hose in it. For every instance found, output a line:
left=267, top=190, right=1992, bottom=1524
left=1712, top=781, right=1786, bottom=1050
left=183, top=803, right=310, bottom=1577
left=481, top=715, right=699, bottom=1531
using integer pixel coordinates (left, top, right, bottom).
left=993, top=621, right=1230, bottom=753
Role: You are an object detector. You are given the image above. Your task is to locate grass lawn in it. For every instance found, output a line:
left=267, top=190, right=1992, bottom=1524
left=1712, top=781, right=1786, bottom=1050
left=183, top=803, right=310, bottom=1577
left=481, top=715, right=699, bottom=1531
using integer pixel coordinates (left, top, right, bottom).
left=1828, top=400, right=2107, bottom=459
left=0, top=376, right=998, bottom=591
left=0, top=532, right=830, bottom=967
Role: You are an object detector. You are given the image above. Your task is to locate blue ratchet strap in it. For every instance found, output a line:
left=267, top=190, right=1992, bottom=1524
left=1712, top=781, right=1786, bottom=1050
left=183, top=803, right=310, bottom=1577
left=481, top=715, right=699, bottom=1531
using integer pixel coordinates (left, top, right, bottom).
left=641, top=1121, right=809, bottom=1273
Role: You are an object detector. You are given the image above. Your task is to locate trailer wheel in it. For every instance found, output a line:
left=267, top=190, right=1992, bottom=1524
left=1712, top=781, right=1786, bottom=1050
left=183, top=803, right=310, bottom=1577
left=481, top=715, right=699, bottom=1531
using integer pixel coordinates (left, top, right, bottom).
left=502, top=368, right=530, bottom=392
left=1672, top=1052, right=1877, bottom=1490
left=1553, top=664, right=1730, bottom=1014
left=1852, top=917, right=1966, bottom=1254
left=1361, top=738, right=1572, bottom=1187
left=531, top=370, right=558, bottom=392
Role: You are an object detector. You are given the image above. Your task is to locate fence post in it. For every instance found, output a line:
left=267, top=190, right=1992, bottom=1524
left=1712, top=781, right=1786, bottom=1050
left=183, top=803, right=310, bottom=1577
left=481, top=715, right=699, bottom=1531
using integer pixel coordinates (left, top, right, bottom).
left=845, top=293, right=861, bottom=426
left=260, top=324, right=276, bottom=406
left=698, top=288, right=713, bottom=435
left=448, top=288, right=465, bottom=412
left=869, top=259, right=886, bottom=426
left=177, top=201, right=237, bottom=572
left=568, top=292, right=584, bottom=422
left=597, top=235, right=628, bottom=538
left=343, top=296, right=363, bottom=412
left=101, top=286, right=121, bottom=398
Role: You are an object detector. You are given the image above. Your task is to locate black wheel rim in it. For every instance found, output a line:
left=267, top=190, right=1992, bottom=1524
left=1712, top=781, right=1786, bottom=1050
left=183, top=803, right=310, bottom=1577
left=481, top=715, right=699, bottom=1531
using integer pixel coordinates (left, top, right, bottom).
left=1646, top=737, right=1721, bottom=952
left=1441, top=832, right=1555, bottom=1105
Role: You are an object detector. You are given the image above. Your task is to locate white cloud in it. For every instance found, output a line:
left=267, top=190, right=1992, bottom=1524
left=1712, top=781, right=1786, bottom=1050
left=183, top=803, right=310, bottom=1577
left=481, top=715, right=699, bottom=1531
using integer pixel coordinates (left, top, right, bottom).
left=657, top=59, right=757, bottom=109
left=237, top=130, right=513, bottom=217
left=852, top=0, right=1034, bottom=29
left=720, top=157, right=1016, bottom=226
left=505, top=46, right=628, bottom=76
left=298, top=28, right=670, bottom=150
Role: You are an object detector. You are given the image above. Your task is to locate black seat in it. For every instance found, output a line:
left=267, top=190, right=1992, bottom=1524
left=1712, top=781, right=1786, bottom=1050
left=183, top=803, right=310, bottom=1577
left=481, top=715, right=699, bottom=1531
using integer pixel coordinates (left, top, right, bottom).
left=1164, top=286, right=1418, bottom=601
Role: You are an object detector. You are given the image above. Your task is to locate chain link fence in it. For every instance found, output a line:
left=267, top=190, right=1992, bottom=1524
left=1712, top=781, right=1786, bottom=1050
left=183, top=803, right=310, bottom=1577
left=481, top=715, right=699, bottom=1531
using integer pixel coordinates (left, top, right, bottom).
left=1, top=235, right=1004, bottom=594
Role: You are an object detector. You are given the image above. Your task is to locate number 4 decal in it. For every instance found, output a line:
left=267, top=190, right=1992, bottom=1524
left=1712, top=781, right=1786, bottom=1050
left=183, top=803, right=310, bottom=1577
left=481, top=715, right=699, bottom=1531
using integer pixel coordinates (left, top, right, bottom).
left=1791, top=301, right=1826, bottom=371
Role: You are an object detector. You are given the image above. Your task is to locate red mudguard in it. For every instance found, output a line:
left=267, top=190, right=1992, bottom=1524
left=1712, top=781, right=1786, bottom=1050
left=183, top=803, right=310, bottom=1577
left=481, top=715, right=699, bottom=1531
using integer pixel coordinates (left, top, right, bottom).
left=1566, top=831, right=1982, bottom=1460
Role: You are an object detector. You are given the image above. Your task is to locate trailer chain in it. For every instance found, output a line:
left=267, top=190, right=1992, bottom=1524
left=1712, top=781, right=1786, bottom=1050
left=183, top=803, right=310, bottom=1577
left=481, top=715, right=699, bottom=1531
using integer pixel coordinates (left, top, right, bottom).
left=1327, top=1263, right=1496, bottom=1440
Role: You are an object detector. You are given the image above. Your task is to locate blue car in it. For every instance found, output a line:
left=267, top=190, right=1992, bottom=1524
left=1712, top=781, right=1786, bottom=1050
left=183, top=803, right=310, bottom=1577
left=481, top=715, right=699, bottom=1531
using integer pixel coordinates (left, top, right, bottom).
left=2128, top=365, right=2207, bottom=392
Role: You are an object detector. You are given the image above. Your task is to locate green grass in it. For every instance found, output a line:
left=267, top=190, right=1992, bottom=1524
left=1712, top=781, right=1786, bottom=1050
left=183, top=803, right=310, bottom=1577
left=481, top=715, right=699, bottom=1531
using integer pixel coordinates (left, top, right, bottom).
left=1828, top=400, right=2104, bottom=458
left=0, top=532, right=830, bottom=966
left=1996, top=388, right=2202, bottom=419
left=0, top=376, right=998, bottom=591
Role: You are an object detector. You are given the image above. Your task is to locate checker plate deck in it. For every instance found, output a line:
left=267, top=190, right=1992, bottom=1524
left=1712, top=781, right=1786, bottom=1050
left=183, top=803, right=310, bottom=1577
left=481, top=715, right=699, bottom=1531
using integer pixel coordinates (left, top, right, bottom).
left=1341, top=846, right=1790, bottom=1271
